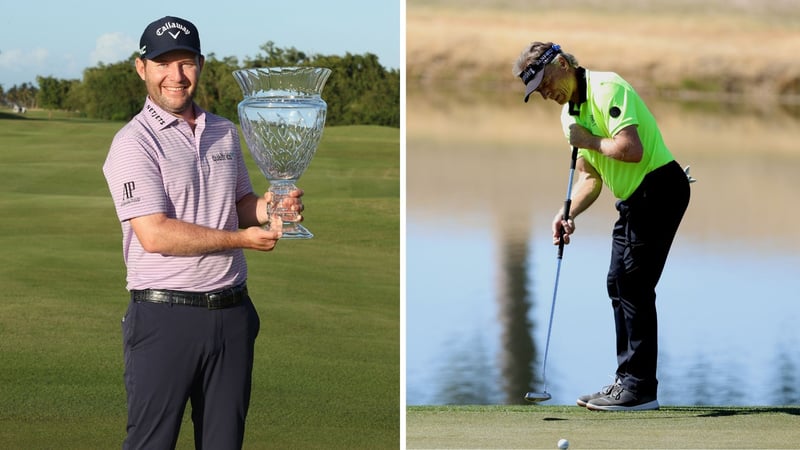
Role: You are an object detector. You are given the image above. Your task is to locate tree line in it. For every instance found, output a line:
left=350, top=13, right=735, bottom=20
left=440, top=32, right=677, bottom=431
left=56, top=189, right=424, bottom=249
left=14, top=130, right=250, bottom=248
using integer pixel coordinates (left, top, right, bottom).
left=1, top=42, right=399, bottom=127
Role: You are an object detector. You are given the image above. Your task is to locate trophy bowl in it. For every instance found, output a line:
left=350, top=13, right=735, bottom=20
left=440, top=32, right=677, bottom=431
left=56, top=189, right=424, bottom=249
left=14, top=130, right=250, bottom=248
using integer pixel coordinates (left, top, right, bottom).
left=233, top=66, right=332, bottom=239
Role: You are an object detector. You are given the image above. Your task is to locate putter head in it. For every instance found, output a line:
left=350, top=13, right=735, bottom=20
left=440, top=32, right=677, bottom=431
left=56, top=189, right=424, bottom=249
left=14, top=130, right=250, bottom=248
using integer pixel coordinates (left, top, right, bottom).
left=524, top=391, right=552, bottom=403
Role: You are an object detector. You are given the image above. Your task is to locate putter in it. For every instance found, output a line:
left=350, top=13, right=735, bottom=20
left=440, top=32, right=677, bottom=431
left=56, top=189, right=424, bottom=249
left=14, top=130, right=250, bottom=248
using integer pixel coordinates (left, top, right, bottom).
left=525, top=146, right=578, bottom=404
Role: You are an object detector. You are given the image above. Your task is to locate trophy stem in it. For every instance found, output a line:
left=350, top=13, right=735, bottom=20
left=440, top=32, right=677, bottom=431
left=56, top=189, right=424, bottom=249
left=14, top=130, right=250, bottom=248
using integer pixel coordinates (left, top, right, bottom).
left=268, top=180, right=312, bottom=239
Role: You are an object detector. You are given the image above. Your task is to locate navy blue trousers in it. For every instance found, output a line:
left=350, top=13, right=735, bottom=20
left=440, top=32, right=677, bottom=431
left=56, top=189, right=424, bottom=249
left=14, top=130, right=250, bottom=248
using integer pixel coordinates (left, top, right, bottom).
left=121, top=296, right=260, bottom=450
left=607, top=161, right=690, bottom=397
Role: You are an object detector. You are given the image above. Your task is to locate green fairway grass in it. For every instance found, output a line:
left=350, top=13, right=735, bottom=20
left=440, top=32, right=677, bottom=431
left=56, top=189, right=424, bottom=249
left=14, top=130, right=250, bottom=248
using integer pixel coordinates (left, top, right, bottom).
left=407, top=405, right=800, bottom=449
left=0, top=111, right=399, bottom=449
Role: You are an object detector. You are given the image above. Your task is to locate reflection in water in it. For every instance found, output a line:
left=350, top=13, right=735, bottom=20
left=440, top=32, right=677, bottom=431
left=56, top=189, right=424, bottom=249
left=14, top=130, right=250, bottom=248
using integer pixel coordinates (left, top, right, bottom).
left=775, top=350, right=800, bottom=404
left=435, top=333, right=495, bottom=404
left=496, top=236, right=536, bottom=405
left=424, top=234, right=538, bottom=405
left=407, top=91, right=800, bottom=406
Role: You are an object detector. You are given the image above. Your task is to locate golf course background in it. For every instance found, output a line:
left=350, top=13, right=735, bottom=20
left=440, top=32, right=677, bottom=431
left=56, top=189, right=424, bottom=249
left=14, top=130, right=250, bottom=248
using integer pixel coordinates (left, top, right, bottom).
left=0, top=110, right=399, bottom=448
left=408, top=0, right=800, bottom=103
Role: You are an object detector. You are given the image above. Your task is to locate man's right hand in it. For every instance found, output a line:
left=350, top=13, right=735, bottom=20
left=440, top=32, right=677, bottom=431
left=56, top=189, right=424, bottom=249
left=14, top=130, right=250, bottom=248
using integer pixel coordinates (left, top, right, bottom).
left=242, top=214, right=283, bottom=251
left=551, top=212, right=575, bottom=246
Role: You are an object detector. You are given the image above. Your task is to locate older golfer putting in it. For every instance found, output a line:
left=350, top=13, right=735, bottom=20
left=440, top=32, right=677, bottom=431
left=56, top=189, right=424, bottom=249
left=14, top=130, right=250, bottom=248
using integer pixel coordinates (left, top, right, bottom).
left=513, top=42, right=690, bottom=411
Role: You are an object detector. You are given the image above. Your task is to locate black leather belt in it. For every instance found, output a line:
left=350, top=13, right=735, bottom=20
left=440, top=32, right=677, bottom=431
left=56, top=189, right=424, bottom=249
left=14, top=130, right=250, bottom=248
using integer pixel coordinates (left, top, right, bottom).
left=131, top=283, right=247, bottom=310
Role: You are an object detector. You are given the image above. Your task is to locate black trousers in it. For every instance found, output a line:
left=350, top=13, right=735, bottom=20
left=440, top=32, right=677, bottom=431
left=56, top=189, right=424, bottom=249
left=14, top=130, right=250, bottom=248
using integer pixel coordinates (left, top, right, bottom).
left=121, top=296, right=260, bottom=450
left=607, top=161, right=690, bottom=397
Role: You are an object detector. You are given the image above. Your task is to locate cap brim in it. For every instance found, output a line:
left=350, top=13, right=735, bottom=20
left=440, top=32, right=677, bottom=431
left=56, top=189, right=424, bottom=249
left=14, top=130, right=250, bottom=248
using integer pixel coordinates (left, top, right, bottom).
left=523, top=70, right=545, bottom=103
left=143, top=46, right=202, bottom=60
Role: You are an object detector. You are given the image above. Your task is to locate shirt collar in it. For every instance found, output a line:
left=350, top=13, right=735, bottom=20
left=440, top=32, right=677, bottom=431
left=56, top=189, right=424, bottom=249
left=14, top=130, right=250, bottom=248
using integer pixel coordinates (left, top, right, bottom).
left=142, top=97, right=204, bottom=130
left=143, top=97, right=178, bottom=130
left=567, top=67, right=587, bottom=116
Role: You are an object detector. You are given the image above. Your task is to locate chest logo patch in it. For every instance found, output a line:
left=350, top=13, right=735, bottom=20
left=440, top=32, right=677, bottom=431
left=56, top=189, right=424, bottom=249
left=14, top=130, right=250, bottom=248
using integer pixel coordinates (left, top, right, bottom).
left=609, top=106, right=621, bottom=118
left=211, top=152, right=234, bottom=162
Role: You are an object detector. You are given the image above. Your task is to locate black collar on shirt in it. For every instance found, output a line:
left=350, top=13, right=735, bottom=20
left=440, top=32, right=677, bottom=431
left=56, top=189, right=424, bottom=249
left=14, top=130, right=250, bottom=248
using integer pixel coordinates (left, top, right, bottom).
left=567, top=67, right=587, bottom=116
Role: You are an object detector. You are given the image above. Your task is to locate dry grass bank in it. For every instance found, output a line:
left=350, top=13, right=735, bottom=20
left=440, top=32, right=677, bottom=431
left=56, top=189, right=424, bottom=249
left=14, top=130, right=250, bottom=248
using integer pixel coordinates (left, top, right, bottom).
left=407, top=0, right=800, bottom=100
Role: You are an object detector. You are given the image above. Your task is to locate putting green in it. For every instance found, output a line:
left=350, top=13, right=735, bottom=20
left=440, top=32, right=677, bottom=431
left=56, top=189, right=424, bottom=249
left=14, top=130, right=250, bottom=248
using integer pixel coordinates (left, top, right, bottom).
left=407, top=405, right=800, bottom=449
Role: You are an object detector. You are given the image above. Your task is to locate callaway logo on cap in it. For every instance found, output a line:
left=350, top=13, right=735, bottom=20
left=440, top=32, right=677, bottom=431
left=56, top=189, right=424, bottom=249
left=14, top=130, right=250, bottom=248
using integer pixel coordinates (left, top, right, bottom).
left=139, top=16, right=201, bottom=59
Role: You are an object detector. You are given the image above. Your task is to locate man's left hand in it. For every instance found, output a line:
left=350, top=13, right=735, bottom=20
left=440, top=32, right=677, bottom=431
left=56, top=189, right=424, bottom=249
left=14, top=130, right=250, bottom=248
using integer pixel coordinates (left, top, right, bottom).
left=265, top=188, right=305, bottom=224
left=568, top=123, right=596, bottom=150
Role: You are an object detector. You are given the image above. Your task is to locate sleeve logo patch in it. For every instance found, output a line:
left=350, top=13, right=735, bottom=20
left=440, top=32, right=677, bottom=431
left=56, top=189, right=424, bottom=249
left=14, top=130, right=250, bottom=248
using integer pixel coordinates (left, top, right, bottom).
left=121, top=181, right=141, bottom=206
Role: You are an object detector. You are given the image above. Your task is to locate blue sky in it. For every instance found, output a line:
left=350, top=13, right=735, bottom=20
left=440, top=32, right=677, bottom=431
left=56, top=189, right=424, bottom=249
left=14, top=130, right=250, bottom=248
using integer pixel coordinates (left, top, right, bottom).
left=0, top=0, right=401, bottom=88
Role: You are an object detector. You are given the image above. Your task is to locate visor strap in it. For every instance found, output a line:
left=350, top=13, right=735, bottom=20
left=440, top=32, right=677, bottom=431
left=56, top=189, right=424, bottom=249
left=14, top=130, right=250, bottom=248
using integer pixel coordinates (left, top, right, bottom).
left=520, top=44, right=562, bottom=84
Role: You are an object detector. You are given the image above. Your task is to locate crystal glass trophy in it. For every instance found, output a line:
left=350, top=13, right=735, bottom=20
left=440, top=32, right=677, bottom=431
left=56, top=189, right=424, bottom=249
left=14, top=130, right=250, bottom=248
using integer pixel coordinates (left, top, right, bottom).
left=233, top=67, right=332, bottom=239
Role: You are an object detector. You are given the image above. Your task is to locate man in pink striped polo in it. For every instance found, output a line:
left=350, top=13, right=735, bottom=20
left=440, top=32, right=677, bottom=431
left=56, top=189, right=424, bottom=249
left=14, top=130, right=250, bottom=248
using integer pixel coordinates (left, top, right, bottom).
left=102, top=16, right=303, bottom=449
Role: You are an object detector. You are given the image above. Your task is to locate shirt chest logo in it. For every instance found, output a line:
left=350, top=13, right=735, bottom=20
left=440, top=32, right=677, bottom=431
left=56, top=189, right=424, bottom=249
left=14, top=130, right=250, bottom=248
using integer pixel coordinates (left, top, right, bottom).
left=211, top=152, right=234, bottom=162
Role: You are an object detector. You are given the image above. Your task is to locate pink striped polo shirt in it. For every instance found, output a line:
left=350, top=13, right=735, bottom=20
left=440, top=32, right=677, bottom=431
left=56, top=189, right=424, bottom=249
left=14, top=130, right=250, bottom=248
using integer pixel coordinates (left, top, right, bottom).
left=103, top=97, right=254, bottom=292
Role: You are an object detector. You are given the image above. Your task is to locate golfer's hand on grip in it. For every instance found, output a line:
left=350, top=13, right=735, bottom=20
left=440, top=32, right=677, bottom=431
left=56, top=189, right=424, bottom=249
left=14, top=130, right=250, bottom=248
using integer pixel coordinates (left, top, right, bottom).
left=552, top=212, right=575, bottom=246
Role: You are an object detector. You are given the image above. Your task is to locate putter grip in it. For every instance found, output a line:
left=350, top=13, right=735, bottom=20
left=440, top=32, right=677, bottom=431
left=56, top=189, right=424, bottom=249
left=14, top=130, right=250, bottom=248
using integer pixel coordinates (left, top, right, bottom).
left=558, top=198, right=572, bottom=259
left=557, top=147, right=578, bottom=259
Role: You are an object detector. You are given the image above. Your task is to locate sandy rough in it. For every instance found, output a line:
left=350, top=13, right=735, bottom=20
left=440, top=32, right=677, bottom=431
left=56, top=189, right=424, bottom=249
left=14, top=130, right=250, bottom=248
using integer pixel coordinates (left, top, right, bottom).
left=406, top=1, right=800, bottom=101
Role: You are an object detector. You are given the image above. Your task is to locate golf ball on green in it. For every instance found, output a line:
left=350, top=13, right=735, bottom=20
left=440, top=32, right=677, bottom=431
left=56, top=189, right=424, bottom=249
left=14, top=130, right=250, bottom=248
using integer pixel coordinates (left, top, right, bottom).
left=557, top=438, right=569, bottom=449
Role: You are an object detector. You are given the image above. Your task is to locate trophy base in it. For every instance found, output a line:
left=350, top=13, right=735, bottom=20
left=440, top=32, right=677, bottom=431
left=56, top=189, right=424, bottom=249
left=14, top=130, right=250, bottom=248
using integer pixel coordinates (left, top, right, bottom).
left=279, top=222, right=313, bottom=240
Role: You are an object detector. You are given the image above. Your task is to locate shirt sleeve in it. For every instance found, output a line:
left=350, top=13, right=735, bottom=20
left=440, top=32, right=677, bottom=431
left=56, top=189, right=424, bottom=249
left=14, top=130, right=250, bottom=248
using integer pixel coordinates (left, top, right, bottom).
left=103, top=127, right=168, bottom=223
left=596, top=81, right=639, bottom=137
